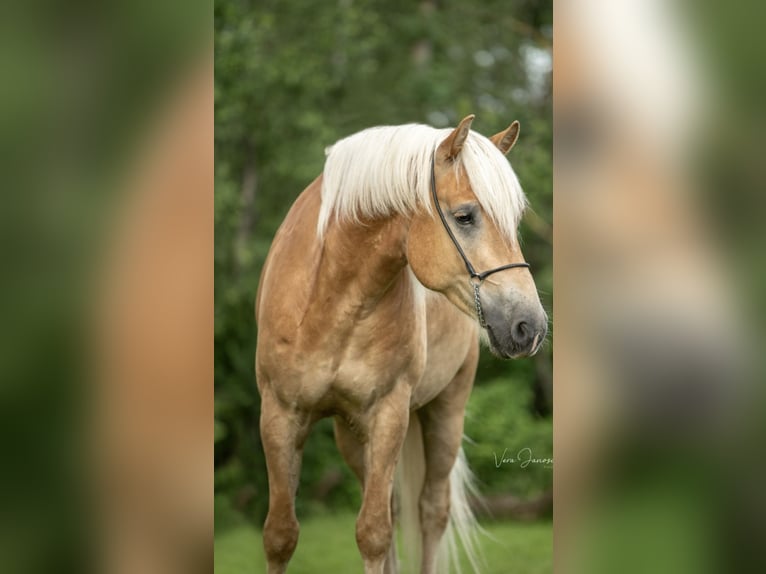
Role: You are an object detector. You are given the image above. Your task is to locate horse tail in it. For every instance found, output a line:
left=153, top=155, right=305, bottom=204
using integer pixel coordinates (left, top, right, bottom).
left=440, top=447, right=484, bottom=573
left=396, top=411, right=483, bottom=574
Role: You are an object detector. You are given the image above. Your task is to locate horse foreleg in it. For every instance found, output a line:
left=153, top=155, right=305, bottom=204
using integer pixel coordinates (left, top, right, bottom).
left=418, top=346, right=477, bottom=574
left=334, top=418, right=365, bottom=483
left=335, top=418, right=399, bottom=574
left=260, top=388, right=311, bottom=574
left=356, top=385, right=410, bottom=574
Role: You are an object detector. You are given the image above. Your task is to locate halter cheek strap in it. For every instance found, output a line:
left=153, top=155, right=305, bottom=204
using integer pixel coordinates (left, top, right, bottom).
left=429, top=153, right=530, bottom=328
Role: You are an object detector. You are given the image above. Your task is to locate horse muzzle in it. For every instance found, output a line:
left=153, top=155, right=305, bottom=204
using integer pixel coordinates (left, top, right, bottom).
left=484, top=305, right=548, bottom=359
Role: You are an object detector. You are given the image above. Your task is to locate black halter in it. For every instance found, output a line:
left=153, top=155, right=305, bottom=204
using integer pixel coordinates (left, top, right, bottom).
left=429, top=153, right=530, bottom=328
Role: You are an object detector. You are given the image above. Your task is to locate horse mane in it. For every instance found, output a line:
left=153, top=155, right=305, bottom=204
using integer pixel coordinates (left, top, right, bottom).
left=317, top=123, right=528, bottom=240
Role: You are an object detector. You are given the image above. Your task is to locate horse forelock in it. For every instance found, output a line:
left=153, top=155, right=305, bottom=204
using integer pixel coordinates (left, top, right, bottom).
left=317, top=124, right=527, bottom=241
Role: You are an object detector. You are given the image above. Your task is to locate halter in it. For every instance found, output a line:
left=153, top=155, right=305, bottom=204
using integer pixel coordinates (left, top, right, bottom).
left=429, top=153, right=530, bottom=328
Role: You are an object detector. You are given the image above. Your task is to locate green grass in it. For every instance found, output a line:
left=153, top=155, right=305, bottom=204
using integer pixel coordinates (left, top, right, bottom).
left=215, top=506, right=551, bottom=574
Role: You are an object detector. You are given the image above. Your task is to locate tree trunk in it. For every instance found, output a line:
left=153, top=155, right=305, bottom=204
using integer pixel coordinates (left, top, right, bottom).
left=235, top=156, right=257, bottom=271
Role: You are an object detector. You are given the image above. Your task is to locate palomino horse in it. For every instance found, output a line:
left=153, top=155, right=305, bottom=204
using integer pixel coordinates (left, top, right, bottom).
left=255, top=115, right=548, bottom=574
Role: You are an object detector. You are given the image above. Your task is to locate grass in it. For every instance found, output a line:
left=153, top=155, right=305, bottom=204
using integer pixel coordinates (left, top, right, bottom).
left=215, top=504, right=551, bottom=574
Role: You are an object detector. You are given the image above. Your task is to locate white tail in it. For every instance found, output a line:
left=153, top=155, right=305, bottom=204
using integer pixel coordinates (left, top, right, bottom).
left=395, top=412, right=483, bottom=574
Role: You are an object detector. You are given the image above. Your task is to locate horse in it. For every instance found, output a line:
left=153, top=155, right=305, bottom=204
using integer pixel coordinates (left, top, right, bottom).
left=255, top=114, right=548, bottom=574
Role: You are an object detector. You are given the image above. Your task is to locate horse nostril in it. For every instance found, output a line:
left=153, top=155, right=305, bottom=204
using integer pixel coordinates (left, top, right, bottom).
left=515, top=320, right=530, bottom=341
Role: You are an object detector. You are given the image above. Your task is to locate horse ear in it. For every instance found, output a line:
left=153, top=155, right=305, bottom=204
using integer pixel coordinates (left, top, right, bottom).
left=490, top=120, right=520, bottom=155
left=437, top=114, right=475, bottom=160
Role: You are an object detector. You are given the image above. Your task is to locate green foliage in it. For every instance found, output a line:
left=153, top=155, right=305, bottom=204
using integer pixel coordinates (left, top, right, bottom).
left=215, top=0, right=552, bottom=523
left=465, top=378, right=553, bottom=498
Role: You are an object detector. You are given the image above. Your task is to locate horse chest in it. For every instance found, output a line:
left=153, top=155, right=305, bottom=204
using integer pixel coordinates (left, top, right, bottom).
left=410, top=332, right=476, bottom=409
left=260, top=315, right=426, bottom=414
left=409, top=295, right=478, bottom=409
left=328, top=326, right=426, bottom=408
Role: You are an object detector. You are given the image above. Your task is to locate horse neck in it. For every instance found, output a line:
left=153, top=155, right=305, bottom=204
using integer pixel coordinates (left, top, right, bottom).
left=314, top=214, right=412, bottom=316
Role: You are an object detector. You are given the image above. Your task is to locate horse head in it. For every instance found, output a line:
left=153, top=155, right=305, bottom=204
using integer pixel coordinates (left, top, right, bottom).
left=408, top=115, right=548, bottom=358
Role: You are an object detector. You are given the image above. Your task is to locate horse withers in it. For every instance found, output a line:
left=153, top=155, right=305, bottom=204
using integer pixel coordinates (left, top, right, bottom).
left=255, top=114, right=547, bottom=574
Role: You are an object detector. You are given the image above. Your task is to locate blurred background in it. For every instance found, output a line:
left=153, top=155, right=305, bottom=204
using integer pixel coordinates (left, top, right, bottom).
left=214, top=0, right=553, bottom=572
left=555, top=1, right=766, bottom=573
left=0, top=0, right=211, bottom=573
left=3, top=1, right=765, bottom=573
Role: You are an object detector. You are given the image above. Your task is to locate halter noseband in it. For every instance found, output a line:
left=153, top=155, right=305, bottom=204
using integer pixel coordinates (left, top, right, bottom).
left=429, top=153, right=530, bottom=328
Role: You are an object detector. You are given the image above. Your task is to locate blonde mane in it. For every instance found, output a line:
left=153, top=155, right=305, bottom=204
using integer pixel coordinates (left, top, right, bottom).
left=317, top=123, right=527, bottom=239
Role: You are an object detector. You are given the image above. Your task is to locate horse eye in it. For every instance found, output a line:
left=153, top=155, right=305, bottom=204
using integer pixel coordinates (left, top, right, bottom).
left=454, top=212, right=474, bottom=226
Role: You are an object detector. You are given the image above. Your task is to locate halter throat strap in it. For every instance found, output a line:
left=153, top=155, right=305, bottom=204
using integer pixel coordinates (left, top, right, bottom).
left=429, top=152, right=530, bottom=326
